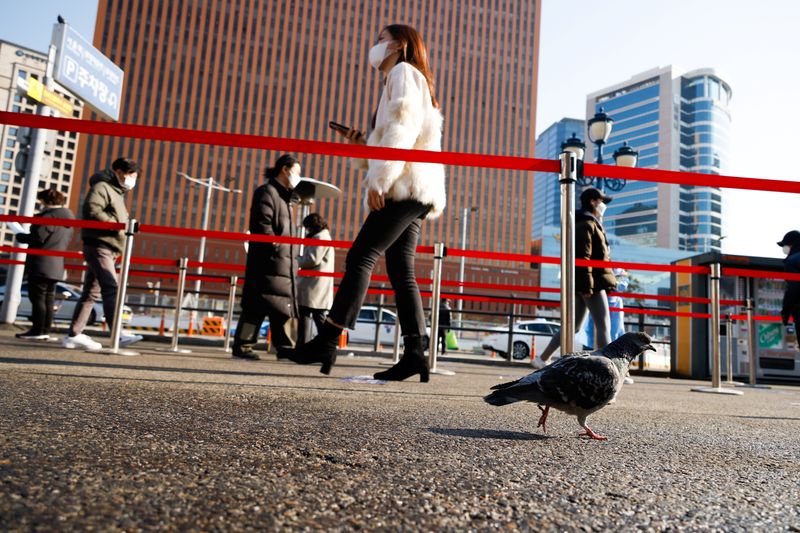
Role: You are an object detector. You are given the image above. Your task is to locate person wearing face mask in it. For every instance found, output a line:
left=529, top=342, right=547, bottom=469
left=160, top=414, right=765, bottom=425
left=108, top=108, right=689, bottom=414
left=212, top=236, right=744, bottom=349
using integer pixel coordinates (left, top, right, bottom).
left=14, top=189, right=74, bottom=340
left=532, top=187, right=617, bottom=368
left=232, top=154, right=301, bottom=360
left=62, top=157, right=143, bottom=350
left=778, top=230, right=800, bottom=333
left=287, top=24, right=446, bottom=380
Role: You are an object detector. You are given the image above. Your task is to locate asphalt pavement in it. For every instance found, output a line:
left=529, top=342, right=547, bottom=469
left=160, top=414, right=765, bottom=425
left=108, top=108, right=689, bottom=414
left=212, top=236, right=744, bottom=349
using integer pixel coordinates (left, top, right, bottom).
left=1, top=331, right=799, bottom=532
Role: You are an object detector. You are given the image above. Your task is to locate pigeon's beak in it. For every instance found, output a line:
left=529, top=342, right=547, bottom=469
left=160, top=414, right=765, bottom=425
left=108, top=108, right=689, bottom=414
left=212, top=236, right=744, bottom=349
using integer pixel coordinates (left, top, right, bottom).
left=645, top=344, right=656, bottom=352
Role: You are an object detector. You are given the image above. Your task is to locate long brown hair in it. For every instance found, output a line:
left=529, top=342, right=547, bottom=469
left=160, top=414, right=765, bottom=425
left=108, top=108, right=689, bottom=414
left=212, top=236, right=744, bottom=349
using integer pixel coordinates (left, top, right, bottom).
left=384, top=24, right=439, bottom=109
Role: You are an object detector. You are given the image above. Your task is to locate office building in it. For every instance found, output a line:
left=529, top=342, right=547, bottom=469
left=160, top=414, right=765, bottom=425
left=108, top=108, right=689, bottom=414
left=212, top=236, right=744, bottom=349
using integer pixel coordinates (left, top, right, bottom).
left=0, top=40, right=83, bottom=246
left=531, top=117, right=584, bottom=241
left=585, top=66, right=731, bottom=252
left=73, top=0, right=543, bottom=276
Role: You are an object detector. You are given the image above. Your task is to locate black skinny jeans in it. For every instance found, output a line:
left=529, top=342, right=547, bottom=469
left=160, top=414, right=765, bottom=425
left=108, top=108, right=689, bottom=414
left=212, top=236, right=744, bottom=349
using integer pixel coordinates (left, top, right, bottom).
left=328, top=199, right=430, bottom=337
left=27, top=276, right=56, bottom=335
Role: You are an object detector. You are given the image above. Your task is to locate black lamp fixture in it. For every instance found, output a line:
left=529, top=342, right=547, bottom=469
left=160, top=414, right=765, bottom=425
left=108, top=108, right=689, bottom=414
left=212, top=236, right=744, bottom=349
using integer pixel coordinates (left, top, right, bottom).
left=613, top=141, right=638, bottom=168
left=560, top=132, right=586, bottom=161
left=587, top=107, right=614, bottom=164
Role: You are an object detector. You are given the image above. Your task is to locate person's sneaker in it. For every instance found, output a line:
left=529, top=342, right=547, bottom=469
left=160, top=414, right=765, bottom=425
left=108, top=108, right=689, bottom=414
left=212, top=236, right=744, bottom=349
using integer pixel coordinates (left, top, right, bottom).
left=232, top=349, right=260, bottom=360
left=16, top=331, right=50, bottom=341
left=62, top=334, right=102, bottom=350
left=119, top=333, right=143, bottom=346
left=623, top=376, right=635, bottom=385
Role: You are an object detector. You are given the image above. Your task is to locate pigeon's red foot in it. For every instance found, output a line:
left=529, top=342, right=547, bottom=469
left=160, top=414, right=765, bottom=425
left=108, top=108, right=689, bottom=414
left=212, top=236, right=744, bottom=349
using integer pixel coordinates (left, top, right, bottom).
left=537, top=405, right=550, bottom=433
left=579, top=427, right=608, bottom=441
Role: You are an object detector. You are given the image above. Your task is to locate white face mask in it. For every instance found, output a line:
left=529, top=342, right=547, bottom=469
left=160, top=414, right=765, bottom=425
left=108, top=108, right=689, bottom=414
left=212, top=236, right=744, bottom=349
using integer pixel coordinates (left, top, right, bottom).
left=595, top=201, right=607, bottom=218
left=288, top=170, right=302, bottom=189
left=783, top=245, right=792, bottom=255
left=368, top=41, right=394, bottom=69
left=123, top=175, right=137, bottom=190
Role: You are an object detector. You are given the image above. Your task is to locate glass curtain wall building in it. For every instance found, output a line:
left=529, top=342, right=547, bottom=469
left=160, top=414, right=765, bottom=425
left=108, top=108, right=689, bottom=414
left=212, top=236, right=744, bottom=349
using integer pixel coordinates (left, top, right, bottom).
left=585, top=66, right=731, bottom=252
left=532, top=117, right=584, bottom=241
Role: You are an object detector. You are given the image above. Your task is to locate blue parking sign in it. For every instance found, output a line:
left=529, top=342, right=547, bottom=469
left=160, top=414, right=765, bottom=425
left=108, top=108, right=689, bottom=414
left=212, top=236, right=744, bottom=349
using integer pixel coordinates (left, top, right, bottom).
left=52, top=23, right=124, bottom=121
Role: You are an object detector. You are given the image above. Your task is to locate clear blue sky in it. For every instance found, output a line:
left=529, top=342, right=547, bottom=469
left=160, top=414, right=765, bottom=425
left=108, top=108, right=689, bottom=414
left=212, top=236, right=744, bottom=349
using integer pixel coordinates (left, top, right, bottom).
left=2, top=0, right=797, bottom=258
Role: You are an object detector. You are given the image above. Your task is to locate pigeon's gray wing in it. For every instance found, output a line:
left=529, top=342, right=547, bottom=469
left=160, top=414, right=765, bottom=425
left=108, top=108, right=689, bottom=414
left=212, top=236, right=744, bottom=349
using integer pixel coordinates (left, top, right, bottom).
left=490, top=377, right=524, bottom=391
left=516, top=356, right=620, bottom=410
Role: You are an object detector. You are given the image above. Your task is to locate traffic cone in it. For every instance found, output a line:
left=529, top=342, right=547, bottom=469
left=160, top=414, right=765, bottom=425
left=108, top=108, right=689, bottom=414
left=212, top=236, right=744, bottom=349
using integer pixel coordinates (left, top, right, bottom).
left=338, top=330, right=348, bottom=349
left=158, top=309, right=166, bottom=336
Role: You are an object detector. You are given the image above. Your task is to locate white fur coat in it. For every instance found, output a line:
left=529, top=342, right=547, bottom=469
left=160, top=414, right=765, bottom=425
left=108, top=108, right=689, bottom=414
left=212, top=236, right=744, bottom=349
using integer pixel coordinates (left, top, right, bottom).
left=359, top=62, right=446, bottom=218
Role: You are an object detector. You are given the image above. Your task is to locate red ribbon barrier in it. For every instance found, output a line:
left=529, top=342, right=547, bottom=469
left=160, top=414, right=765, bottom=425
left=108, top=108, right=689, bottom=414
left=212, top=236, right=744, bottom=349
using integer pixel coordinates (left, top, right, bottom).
left=0, top=214, right=122, bottom=231
left=2, top=111, right=800, bottom=194
left=722, top=267, right=800, bottom=282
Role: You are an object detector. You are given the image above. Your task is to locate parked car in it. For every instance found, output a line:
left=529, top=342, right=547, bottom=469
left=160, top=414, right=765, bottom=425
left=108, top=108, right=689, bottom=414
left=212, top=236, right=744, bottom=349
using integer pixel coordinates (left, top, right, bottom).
left=0, top=281, right=133, bottom=325
left=349, top=306, right=399, bottom=346
left=481, top=319, right=561, bottom=360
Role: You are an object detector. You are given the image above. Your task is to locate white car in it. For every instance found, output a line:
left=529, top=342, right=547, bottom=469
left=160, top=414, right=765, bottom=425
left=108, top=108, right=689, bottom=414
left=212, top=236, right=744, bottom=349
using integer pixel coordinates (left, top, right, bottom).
left=481, top=319, right=561, bottom=361
left=349, top=306, right=400, bottom=346
left=0, top=281, right=133, bottom=326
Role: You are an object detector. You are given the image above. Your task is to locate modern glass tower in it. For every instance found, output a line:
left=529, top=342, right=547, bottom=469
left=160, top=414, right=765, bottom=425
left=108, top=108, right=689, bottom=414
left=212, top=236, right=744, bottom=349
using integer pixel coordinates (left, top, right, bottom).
left=586, top=66, right=731, bottom=252
left=532, top=117, right=584, bottom=240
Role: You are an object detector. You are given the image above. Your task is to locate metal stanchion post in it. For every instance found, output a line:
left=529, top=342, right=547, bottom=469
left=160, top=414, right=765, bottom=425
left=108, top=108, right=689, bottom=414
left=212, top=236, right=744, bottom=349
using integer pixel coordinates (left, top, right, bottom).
left=723, top=314, right=742, bottom=385
left=391, top=320, right=402, bottom=364
left=505, top=299, right=516, bottom=364
left=373, top=288, right=385, bottom=353
left=98, top=219, right=140, bottom=356
left=737, top=298, right=769, bottom=389
left=692, top=263, right=741, bottom=395
left=559, top=151, right=577, bottom=354
left=157, top=257, right=192, bottom=354
left=428, top=243, right=454, bottom=376
left=223, top=275, right=238, bottom=353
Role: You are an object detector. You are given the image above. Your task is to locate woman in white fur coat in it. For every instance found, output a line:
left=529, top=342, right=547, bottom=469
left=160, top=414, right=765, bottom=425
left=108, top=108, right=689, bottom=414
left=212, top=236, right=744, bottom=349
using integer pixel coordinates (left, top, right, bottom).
left=288, top=24, right=445, bottom=381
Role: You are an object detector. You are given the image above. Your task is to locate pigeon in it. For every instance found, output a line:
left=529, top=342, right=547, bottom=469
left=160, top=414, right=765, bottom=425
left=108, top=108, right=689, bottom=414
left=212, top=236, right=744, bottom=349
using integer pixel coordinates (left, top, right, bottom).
left=484, top=332, right=655, bottom=440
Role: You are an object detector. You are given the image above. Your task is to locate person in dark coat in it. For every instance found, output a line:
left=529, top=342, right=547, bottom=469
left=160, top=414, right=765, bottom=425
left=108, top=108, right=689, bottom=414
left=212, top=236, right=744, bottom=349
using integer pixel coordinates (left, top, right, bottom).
left=437, top=298, right=452, bottom=354
left=778, top=230, right=800, bottom=331
left=14, top=189, right=74, bottom=340
left=534, top=187, right=617, bottom=367
left=232, top=154, right=301, bottom=360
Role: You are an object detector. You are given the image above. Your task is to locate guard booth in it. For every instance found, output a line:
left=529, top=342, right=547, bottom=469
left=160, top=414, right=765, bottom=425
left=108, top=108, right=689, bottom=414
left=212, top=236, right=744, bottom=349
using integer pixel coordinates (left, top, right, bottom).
left=671, top=253, right=799, bottom=382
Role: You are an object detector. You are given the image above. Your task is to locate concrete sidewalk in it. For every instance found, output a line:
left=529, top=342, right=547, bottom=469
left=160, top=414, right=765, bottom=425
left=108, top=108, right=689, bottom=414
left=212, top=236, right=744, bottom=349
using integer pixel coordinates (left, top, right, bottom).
left=1, top=333, right=798, bottom=531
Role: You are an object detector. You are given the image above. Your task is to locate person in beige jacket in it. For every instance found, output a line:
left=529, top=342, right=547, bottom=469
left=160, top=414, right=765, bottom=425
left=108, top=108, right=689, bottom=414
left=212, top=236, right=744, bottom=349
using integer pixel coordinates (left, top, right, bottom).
left=288, top=24, right=445, bottom=381
left=296, top=213, right=334, bottom=346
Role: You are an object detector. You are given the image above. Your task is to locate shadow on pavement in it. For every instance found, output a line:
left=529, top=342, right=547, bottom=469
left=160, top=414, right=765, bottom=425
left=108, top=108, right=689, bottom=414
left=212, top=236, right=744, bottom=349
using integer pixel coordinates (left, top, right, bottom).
left=428, top=427, right=550, bottom=441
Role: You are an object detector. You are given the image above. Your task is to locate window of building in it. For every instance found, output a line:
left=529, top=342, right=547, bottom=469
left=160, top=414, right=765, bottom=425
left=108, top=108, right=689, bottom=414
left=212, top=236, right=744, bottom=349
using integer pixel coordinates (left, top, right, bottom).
left=0, top=185, right=8, bottom=193
left=18, top=70, right=26, bottom=78
left=64, top=163, right=72, bottom=171
left=55, top=150, right=63, bottom=158
left=12, top=105, right=21, bottom=113
left=51, top=172, right=59, bottom=179
left=66, top=152, right=74, bottom=160
left=3, top=150, right=12, bottom=159
left=6, top=139, right=15, bottom=147
left=12, top=187, right=20, bottom=195
left=67, top=142, right=75, bottom=150
left=56, top=139, right=64, bottom=147
left=2, top=162, right=11, bottom=171
left=10, top=199, right=18, bottom=207
left=8, top=128, right=17, bottom=136
left=53, top=161, right=60, bottom=169
left=1, top=173, right=9, bottom=181
left=60, top=184, right=68, bottom=193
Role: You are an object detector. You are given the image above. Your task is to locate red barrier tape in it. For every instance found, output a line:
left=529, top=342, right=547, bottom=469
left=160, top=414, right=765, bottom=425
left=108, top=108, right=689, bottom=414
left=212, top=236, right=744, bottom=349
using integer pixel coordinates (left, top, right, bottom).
left=2, top=111, right=799, bottom=194
left=722, top=267, right=800, bottom=282
left=0, top=214, right=122, bottom=231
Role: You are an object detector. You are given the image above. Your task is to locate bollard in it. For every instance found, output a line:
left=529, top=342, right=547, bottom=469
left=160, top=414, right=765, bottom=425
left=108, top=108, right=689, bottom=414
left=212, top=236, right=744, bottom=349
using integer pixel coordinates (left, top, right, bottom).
left=99, top=219, right=140, bottom=356
left=223, top=275, right=238, bottom=353
left=505, top=299, right=516, bottom=364
left=691, top=263, right=742, bottom=395
left=723, top=314, right=742, bottom=385
left=428, top=243, right=454, bottom=376
left=736, top=298, right=770, bottom=389
left=373, top=288, right=385, bottom=353
left=157, top=257, right=192, bottom=354
left=559, top=151, right=577, bottom=354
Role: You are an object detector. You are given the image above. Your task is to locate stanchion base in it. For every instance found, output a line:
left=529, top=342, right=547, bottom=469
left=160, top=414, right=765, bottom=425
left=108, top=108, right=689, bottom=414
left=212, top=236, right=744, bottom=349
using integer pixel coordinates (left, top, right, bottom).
left=155, top=347, right=192, bottom=354
left=724, top=380, right=746, bottom=386
left=431, top=367, right=456, bottom=376
left=690, top=386, right=743, bottom=396
left=96, top=348, right=140, bottom=357
left=735, top=383, right=771, bottom=389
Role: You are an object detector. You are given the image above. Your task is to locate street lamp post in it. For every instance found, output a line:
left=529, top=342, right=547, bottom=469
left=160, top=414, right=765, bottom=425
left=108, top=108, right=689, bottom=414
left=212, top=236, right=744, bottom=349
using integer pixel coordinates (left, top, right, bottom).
left=456, top=206, right=479, bottom=331
left=573, top=107, right=639, bottom=192
left=178, top=172, right=242, bottom=333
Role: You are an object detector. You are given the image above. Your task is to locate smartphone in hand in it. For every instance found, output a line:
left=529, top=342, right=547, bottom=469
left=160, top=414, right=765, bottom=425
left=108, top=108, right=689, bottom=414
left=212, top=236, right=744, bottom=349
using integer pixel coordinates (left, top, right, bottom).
left=329, top=121, right=351, bottom=135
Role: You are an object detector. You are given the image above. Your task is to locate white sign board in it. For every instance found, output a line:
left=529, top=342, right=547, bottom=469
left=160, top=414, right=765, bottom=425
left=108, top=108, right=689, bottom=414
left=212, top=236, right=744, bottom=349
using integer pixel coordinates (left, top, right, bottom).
left=52, top=23, right=124, bottom=121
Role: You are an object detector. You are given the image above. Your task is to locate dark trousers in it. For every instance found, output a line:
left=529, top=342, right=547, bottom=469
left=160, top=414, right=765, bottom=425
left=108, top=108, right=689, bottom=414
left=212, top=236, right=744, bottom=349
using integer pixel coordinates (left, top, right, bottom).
left=233, top=304, right=293, bottom=354
left=328, top=199, right=430, bottom=337
left=438, top=327, right=449, bottom=354
left=69, top=244, right=119, bottom=337
left=27, top=276, right=56, bottom=335
left=298, top=306, right=327, bottom=346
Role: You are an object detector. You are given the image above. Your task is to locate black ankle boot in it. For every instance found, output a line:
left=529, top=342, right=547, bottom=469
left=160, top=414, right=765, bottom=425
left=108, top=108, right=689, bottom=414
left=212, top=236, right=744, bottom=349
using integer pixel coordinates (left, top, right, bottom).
left=374, top=335, right=430, bottom=382
left=287, top=322, right=341, bottom=374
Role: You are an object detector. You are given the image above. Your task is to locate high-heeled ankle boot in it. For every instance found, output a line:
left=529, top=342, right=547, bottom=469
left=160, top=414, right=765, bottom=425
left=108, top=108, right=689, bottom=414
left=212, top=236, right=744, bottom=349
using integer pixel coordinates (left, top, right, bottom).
left=287, top=322, right=341, bottom=374
left=374, top=335, right=430, bottom=382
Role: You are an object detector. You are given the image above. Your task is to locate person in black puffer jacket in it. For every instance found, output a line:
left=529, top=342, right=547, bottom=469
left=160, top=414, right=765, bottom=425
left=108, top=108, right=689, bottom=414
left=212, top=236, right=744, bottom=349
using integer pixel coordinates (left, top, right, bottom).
left=232, top=154, right=301, bottom=360
left=778, top=230, right=800, bottom=334
left=15, top=189, right=74, bottom=340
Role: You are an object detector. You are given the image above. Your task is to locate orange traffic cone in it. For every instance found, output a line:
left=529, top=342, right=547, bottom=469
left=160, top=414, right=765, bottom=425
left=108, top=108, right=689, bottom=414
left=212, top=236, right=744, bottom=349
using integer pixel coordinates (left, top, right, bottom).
left=158, top=309, right=166, bottom=336
left=338, top=331, right=348, bottom=349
